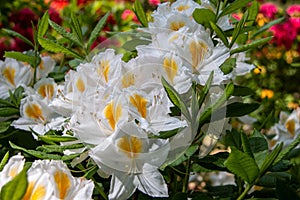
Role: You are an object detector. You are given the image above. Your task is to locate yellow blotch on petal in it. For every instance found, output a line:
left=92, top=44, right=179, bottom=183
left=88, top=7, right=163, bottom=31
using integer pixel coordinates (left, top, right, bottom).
left=163, top=57, right=178, bottom=83
left=39, top=60, right=45, bottom=70
left=189, top=40, right=208, bottom=70
left=3, top=66, right=16, bottom=86
left=25, top=103, right=45, bottom=122
left=286, top=119, right=296, bottom=136
left=130, top=94, right=148, bottom=118
left=23, top=182, right=46, bottom=200
left=76, top=77, right=85, bottom=93
left=8, top=166, right=18, bottom=178
left=170, top=21, right=186, bottom=31
left=104, top=101, right=122, bottom=130
left=117, top=136, right=143, bottom=158
left=122, top=73, right=135, bottom=88
left=54, top=170, right=71, bottom=199
left=37, top=84, right=55, bottom=99
left=98, top=60, right=110, bottom=83
left=177, top=5, right=190, bottom=11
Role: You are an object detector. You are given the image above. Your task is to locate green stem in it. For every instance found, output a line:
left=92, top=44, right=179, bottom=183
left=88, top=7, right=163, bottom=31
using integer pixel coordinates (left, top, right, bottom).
left=182, top=158, right=191, bottom=193
left=237, top=184, right=252, bottom=200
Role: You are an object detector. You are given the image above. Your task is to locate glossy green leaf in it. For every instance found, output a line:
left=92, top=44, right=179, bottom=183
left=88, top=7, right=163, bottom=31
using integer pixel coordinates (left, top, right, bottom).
left=225, top=146, right=259, bottom=184
left=133, top=0, right=148, bottom=27
left=4, top=51, right=37, bottom=66
left=0, top=152, right=9, bottom=172
left=9, top=142, right=62, bottom=160
left=0, top=121, right=11, bottom=133
left=48, top=19, right=81, bottom=46
left=229, top=11, right=248, bottom=48
left=248, top=0, right=259, bottom=26
left=232, top=85, right=254, bottom=96
left=210, top=21, right=229, bottom=47
left=225, top=102, right=260, bottom=117
left=122, top=39, right=151, bottom=51
left=2, top=28, right=34, bottom=47
left=0, top=99, right=16, bottom=107
left=36, top=143, right=84, bottom=153
left=71, top=12, right=84, bottom=44
left=38, top=135, right=78, bottom=143
left=193, top=8, right=216, bottom=28
left=87, top=12, right=109, bottom=50
left=160, top=144, right=198, bottom=170
left=38, top=37, right=84, bottom=59
left=258, top=172, right=292, bottom=188
left=37, top=10, right=49, bottom=38
left=0, top=107, right=19, bottom=117
left=150, top=128, right=183, bottom=139
left=161, top=77, right=191, bottom=121
left=0, top=166, right=28, bottom=200
left=230, top=36, right=273, bottom=55
left=219, top=57, right=236, bottom=75
left=219, top=0, right=252, bottom=18
left=259, top=143, right=283, bottom=176
left=241, top=132, right=254, bottom=158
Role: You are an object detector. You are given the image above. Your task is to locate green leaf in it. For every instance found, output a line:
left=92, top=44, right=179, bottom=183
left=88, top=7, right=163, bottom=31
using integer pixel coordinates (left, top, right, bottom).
left=232, top=85, right=254, bottom=96
left=229, top=10, right=248, bottom=48
left=0, top=99, right=16, bottom=107
left=270, top=160, right=292, bottom=172
left=274, top=135, right=300, bottom=165
left=241, top=132, right=254, bottom=158
left=0, top=107, right=19, bottom=117
left=160, top=144, right=198, bottom=170
left=247, top=0, right=259, bottom=26
left=38, top=37, right=84, bottom=59
left=259, top=143, right=283, bottom=176
left=36, top=143, right=84, bottom=153
left=133, top=0, right=148, bottom=27
left=193, top=8, right=216, bottom=29
left=9, top=142, right=62, bottom=160
left=2, top=29, right=34, bottom=47
left=249, top=136, right=269, bottom=153
left=251, top=17, right=285, bottom=39
left=230, top=36, right=273, bottom=55
left=0, top=166, right=28, bottom=200
left=48, top=19, right=81, bottom=46
left=4, top=51, right=37, bottom=66
left=219, top=0, right=252, bottom=18
left=87, top=12, right=109, bottom=50
left=161, top=77, right=191, bottom=121
left=225, top=146, right=259, bottom=184
left=150, top=128, right=183, bottom=139
left=0, top=152, right=9, bottom=172
left=37, top=10, right=49, bottom=38
left=0, top=121, right=11, bottom=133
left=210, top=22, right=229, bottom=47
left=122, top=39, right=151, bottom=51
left=258, top=172, right=292, bottom=188
left=219, top=57, right=236, bottom=75
left=225, top=102, right=260, bottom=117
left=38, top=135, right=78, bottom=143
left=71, top=12, right=84, bottom=44
left=291, top=62, right=300, bottom=68
left=197, top=71, right=214, bottom=110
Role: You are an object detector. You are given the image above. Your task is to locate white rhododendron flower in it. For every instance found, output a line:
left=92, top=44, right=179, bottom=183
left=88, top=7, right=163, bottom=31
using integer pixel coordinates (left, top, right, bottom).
left=35, top=55, right=56, bottom=79
left=12, top=94, right=65, bottom=136
left=0, top=154, right=25, bottom=189
left=268, top=108, right=300, bottom=148
left=0, top=58, right=32, bottom=99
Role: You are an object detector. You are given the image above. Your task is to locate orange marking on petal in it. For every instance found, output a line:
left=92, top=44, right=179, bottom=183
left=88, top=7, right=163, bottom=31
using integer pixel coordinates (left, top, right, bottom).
left=163, top=57, right=178, bottom=83
left=37, top=84, right=55, bottom=99
left=3, top=66, right=16, bottom=86
left=170, top=21, right=186, bottom=31
left=189, top=41, right=208, bottom=70
left=104, top=101, right=122, bottom=130
left=130, top=94, right=148, bottom=118
left=177, top=5, right=190, bottom=11
left=76, top=77, right=85, bottom=93
left=122, top=73, right=135, bottom=88
left=54, top=170, right=71, bottom=199
left=286, top=119, right=295, bottom=136
left=117, top=136, right=143, bottom=158
left=23, top=182, right=46, bottom=200
left=98, top=60, right=110, bottom=83
left=25, top=103, right=45, bottom=122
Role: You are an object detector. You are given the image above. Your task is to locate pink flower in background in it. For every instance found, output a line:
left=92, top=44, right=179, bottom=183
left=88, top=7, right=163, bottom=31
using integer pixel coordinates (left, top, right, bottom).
left=259, top=3, right=278, bottom=19
left=287, top=5, right=300, bottom=33
left=121, top=9, right=138, bottom=22
left=49, top=7, right=62, bottom=25
left=149, top=0, right=160, bottom=6
left=270, top=20, right=297, bottom=50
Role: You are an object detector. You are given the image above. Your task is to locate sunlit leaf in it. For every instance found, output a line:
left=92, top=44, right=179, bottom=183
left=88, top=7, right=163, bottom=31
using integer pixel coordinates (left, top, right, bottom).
left=133, top=0, right=148, bottom=27
left=2, top=29, right=34, bottom=47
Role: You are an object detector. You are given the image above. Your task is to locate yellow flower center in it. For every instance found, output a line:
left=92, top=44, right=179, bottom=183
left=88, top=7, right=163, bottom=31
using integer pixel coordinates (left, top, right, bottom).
left=104, top=101, right=122, bottom=130
left=129, top=94, right=148, bottom=118
left=3, top=66, right=16, bottom=86
left=286, top=119, right=295, bottom=136
left=170, top=21, right=186, bottom=31
left=163, top=57, right=178, bottom=83
left=37, top=84, right=55, bottom=100
left=117, top=136, right=143, bottom=158
left=177, top=5, right=190, bottom=11
left=24, top=103, right=46, bottom=122
left=54, top=170, right=71, bottom=199
left=23, top=182, right=46, bottom=200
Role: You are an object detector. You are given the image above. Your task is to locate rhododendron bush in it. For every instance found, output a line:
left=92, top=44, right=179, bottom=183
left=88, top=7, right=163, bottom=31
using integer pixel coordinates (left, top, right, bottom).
left=1, top=0, right=300, bottom=200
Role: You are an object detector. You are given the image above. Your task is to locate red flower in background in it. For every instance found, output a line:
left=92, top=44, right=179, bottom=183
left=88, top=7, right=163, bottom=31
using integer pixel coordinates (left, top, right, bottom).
left=49, top=7, right=63, bottom=25
left=287, top=5, right=300, bottom=34
left=121, top=9, right=138, bottom=23
left=259, top=3, right=278, bottom=19
left=45, top=0, right=69, bottom=11
left=270, top=20, right=297, bottom=50
left=149, top=0, right=160, bottom=6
